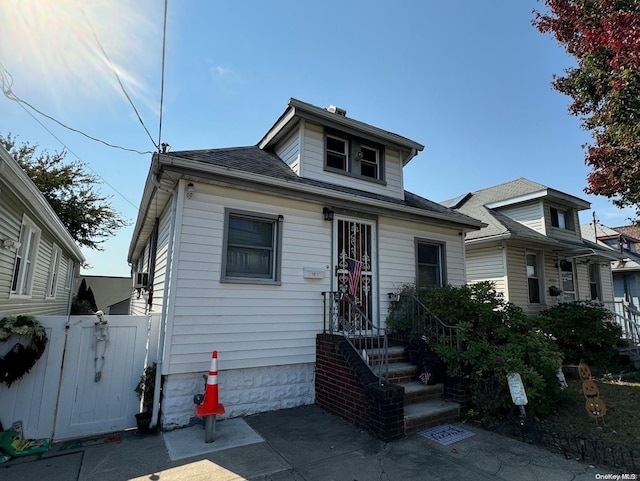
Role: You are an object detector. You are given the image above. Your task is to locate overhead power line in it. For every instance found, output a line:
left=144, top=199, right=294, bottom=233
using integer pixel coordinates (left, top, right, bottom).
left=81, top=9, right=159, bottom=152
left=0, top=63, right=153, bottom=156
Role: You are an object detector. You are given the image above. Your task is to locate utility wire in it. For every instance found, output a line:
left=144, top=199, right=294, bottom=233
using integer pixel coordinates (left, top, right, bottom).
left=12, top=100, right=141, bottom=211
left=80, top=9, right=159, bottom=151
left=0, top=63, right=153, bottom=156
left=158, top=0, right=169, bottom=152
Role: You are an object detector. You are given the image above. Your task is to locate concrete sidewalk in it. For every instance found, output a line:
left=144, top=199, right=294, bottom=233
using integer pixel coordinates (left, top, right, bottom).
left=0, top=405, right=621, bottom=481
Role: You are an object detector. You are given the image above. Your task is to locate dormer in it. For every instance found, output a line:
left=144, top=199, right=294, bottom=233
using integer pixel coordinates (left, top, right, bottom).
left=258, top=98, right=424, bottom=200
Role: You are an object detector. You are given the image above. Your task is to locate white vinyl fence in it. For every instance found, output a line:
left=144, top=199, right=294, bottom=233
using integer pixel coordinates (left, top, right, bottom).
left=0, top=314, right=160, bottom=440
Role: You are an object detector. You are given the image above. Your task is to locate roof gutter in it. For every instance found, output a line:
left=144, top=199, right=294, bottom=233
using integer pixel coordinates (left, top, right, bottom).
left=157, top=154, right=484, bottom=230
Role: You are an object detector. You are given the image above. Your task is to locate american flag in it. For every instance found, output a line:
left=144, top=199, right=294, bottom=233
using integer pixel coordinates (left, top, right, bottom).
left=346, top=258, right=363, bottom=297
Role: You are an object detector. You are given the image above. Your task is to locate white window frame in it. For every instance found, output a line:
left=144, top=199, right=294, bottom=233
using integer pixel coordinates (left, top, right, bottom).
left=359, top=145, right=379, bottom=179
left=415, top=239, right=446, bottom=289
left=588, top=262, right=602, bottom=301
left=325, top=134, right=348, bottom=172
left=46, top=244, right=61, bottom=298
left=11, top=215, right=41, bottom=297
left=559, top=259, right=576, bottom=302
left=526, top=251, right=543, bottom=304
left=65, top=258, right=74, bottom=290
left=221, top=208, right=283, bottom=284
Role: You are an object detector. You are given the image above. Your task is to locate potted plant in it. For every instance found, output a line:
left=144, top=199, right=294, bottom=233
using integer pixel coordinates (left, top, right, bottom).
left=134, top=362, right=156, bottom=432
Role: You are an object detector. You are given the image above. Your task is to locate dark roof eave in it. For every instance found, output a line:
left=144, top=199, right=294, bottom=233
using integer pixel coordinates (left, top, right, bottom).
left=157, top=153, right=484, bottom=230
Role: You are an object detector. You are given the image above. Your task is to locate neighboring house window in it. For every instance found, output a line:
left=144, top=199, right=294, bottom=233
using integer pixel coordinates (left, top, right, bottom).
left=65, top=259, right=74, bottom=290
left=46, top=245, right=61, bottom=298
left=560, top=260, right=576, bottom=302
left=588, top=263, right=602, bottom=301
left=415, top=240, right=446, bottom=288
left=526, top=252, right=542, bottom=304
left=324, top=130, right=385, bottom=182
left=222, top=209, right=282, bottom=283
left=550, top=207, right=573, bottom=230
left=11, top=216, right=41, bottom=296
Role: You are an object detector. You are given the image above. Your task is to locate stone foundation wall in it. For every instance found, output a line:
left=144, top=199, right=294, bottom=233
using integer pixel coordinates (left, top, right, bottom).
left=161, top=363, right=315, bottom=430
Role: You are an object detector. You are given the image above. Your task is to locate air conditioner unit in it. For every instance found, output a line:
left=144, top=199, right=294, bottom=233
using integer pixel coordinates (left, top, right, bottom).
left=134, top=272, right=149, bottom=289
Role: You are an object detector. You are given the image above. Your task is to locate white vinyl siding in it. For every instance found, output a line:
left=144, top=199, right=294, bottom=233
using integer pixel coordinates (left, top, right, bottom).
left=165, top=185, right=331, bottom=374
left=498, top=201, right=545, bottom=234
left=378, top=217, right=465, bottom=321
left=465, top=245, right=508, bottom=296
left=274, top=129, right=300, bottom=175
left=298, top=122, right=405, bottom=200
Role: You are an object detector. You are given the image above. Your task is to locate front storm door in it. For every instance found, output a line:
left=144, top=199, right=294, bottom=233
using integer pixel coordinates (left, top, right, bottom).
left=334, top=217, right=376, bottom=323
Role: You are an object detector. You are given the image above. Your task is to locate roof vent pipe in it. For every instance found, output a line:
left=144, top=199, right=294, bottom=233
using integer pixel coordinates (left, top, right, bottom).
left=327, top=105, right=347, bottom=116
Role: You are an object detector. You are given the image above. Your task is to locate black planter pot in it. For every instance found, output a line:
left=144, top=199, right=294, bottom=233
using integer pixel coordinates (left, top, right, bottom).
left=135, top=412, right=153, bottom=433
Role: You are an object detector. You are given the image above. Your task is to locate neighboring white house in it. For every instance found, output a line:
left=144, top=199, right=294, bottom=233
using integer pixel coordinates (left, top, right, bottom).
left=0, top=144, right=85, bottom=316
left=128, top=98, right=484, bottom=429
left=582, top=221, right=640, bottom=310
left=443, top=178, right=618, bottom=313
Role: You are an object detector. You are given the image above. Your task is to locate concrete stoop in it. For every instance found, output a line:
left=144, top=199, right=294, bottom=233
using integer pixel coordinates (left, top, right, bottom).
left=383, top=345, right=460, bottom=435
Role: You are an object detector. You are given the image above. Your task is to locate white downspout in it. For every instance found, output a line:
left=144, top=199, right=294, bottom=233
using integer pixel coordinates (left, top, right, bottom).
left=150, top=190, right=178, bottom=429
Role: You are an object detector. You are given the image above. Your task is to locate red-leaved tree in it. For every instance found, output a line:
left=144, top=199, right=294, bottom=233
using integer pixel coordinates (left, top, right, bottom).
left=534, top=0, right=640, bottom=218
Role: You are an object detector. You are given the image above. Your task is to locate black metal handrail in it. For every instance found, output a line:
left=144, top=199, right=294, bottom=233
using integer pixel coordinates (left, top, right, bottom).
left=387, top=293, right=463, bottom=351
left=322, top=291, right=388, bottom=384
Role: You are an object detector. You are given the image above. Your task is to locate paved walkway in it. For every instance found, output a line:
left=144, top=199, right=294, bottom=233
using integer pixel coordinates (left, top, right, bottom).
left=0, top=405, right=624, bottom=481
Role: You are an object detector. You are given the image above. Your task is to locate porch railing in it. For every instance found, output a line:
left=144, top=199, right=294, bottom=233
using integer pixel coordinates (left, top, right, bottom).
left=322, top=291, right=388, bottom=384
left=600, top=301, right=640, bottom=352
left=387, top=294, right=463, bottom=351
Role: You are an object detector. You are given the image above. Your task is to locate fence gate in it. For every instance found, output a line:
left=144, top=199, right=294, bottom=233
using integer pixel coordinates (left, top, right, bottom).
left=0, top=315, right=159, bottom=441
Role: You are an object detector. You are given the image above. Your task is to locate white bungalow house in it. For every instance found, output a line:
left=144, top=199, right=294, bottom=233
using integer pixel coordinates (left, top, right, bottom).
left=128, top=98, right=484, bottom=429
left=443, top=178, right=619, bottom=313
left=0, top=144, right=85, bottom=316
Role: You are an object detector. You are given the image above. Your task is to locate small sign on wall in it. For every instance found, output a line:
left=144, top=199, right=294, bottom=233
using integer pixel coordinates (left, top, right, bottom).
left=506, top=372, right=528, bottom=406
left=303, top=267, right=325, bottom=279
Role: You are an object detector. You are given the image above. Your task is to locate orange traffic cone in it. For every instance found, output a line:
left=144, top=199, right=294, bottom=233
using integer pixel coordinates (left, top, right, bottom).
left=195, top=350, right=225, bottom=416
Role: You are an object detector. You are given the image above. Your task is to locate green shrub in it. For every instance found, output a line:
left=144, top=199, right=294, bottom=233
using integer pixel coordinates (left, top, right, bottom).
left=534, top=301, right=623, bottom=366
left=388, top=282, right=564, bottom=420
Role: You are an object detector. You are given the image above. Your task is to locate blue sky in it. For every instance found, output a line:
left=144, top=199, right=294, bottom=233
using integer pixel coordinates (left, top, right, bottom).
left=0, top=0, right=635, bottom=277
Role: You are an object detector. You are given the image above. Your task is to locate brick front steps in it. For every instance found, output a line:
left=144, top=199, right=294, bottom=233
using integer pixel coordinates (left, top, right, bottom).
left=384, top=346, right=460, bottom=434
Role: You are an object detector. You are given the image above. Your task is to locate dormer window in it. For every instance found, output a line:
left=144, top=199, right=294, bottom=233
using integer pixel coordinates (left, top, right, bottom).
left=324, top=130, right=385, bottom=183
left=550, top=207, right=574, bottom=231
left=326, top=135, right=348, bottom=171
left=360, top=146, right=379, bottom=179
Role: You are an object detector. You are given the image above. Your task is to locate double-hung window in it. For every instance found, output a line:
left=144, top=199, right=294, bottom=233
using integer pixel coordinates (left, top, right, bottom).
left=588, top=263, right=602, bottom=301
left=415, top=240, right=446, bottom=289
left=359, top=146, right=379, bottom=179
left=526, top=252, right=542, bottom=304
left=46, top=244, right=61, bottom=298
left=11, top=216, right=41, bottom=296
left=326, top=135, right=348, bottom=171
left=324, top=130, right=385, bottom=182
left=222, top=209, right=282, bottom=284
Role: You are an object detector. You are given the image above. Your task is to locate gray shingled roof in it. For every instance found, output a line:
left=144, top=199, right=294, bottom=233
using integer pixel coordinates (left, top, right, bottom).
left=168, top=146, right=480, bottom=227
left=446, top=178, right=581, bottom=244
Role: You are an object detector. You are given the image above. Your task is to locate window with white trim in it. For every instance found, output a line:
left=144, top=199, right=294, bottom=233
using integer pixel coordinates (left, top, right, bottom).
left=326, top=135, right=348, bottom=171
left=415, top=240, right=446, bottom=289
left=222, top=209, right=282, bottom=283
left=588, top=263, right=602, bottom=301
left=65, top=259, right=74, bottom=290
left=11, top=216, right=41, bottom=296
left=324, top=130, right=385, bottom=182
left=46, top=244, right=61, bottom=298
left=526, top=252, right=542, bottom=304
